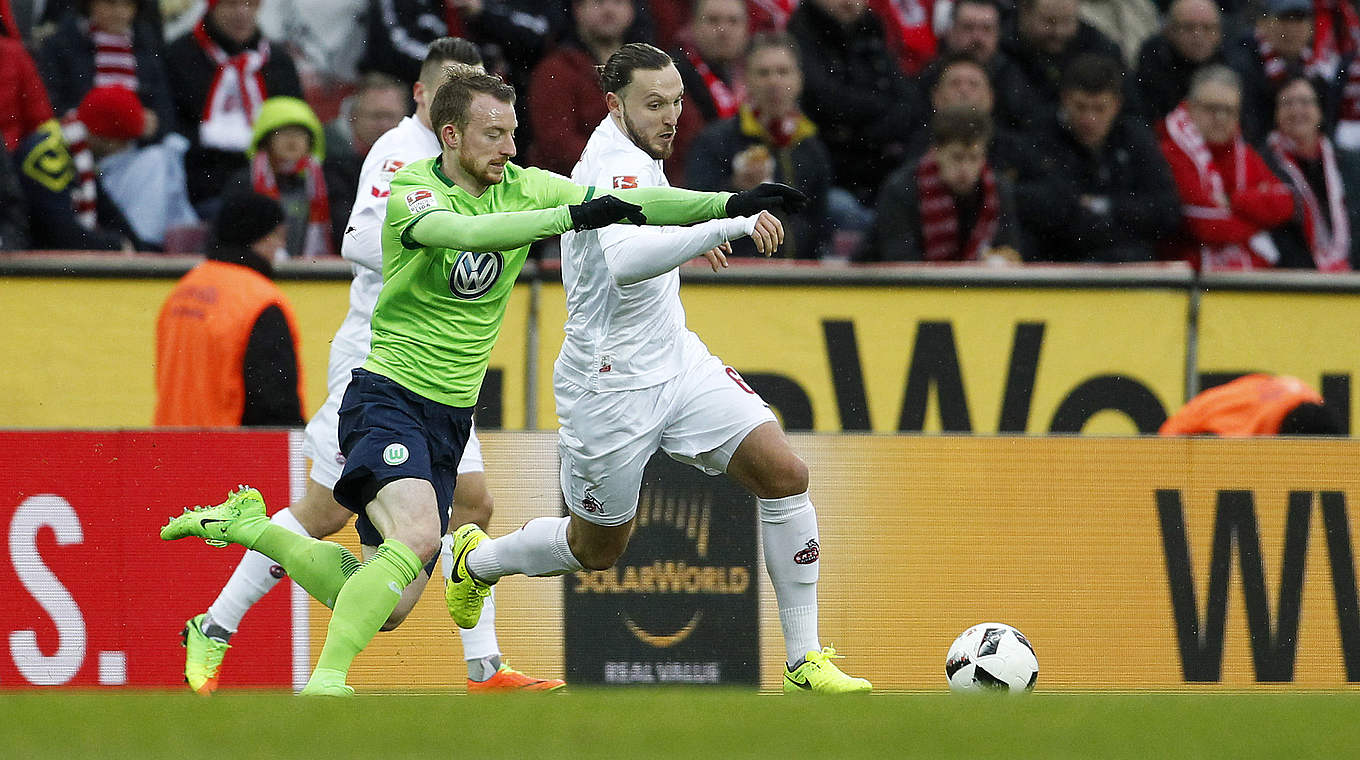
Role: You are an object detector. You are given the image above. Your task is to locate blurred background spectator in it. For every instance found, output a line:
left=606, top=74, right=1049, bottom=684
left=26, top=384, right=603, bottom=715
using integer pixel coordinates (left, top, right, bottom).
left=670, top=0, right=749, bottom=181
left=225, top=96, right=341, bottom=259
left=326, top=73, right=409, bottom=167
left=63, top=85, right=198, bottom=250
left=1158, top=64, right=1295, bottom=270
left=905, top=52, right=1024, bottom=170
left=927, top=0, right=1035, bottom=133
left=1, top=27, right=56, bottom=155
left=528, top=0, right=640, bottom=176
left=155, top=191, right=305, bottom=427
left=164, top=0, right=303, bottom=212
left=36, top=0, right=175, bottom=141
left=863, top=105, right=1023, bottom=262
left=1263, top=75, right=1359, bottom=270
left=1012, top=54, right=1179, bottom=262
left=1136, top=0, right=1227, bottom=123
left=1224, top=0, right=1335, bottom=143
left=686, top=32, right=831, bottom=258
left=787, top=0, right=920, bottom=255
left=1001, top=0, right=1124, bottom=129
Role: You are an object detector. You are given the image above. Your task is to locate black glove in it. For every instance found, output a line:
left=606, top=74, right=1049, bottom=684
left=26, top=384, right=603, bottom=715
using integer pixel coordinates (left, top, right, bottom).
left=568, top=195, right=648, bottom=230
left=725, top=182, right=808, bottom=217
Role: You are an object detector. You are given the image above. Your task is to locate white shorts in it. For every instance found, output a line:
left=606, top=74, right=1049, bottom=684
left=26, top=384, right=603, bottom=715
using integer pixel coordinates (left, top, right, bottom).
left=302, top=347, right=484, bottom=490
left=556, top=335, right=776, bottom=527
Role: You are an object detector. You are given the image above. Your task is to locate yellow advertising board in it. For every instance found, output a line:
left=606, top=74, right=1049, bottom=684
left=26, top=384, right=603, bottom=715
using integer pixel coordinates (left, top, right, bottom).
left=534, top=284, right=1189, bottom=434
left=320, top=433, right=1360, bottom=692
left=1197, top=291, right=1360, bottom=423
left=0, top=278, right=531, bottom=428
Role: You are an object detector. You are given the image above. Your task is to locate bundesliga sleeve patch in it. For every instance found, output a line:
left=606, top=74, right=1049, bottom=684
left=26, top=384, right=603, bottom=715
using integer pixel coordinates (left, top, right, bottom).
left=612, top=176, right=639, bottom=189
left=405, top=189, right=435, bottom=213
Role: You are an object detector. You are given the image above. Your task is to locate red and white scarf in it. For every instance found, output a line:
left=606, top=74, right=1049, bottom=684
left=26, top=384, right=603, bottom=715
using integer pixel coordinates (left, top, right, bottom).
left=870, top=0, right=936, bottom=76
left=747, top=0, right=797, bottom=29
left=92, top=29, right=138, bottom=92
left=193, top=21, right=270, bottom=152
left=59, top=112, right=98, bottom=230
left=1312, top=0, right=1360, bottom=77
left=916, top=148, right=998, bottom=262
left=250, top=150, right=332, bottom=258
left=1256, top=31, right=1319, bottom=84
left=1163, top=104, right=1280, bottom=269
left=1267, top=130, right=1351, bottom=271
left=684, top=48, right=743, bottom=120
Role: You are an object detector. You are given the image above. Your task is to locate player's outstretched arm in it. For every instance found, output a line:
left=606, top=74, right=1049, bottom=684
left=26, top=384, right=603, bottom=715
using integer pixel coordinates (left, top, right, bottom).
left=406, top=204, right=608, bottom=252
left=604, top=181, right=806, bottom=227
left=601, top=211, right=785, bottom=286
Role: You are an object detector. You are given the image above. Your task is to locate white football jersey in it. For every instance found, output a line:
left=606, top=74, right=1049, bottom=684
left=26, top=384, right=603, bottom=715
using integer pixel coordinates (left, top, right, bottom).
left=333, top=116, right=440, bottom=360
left=556, top=116, right=694, bottom=391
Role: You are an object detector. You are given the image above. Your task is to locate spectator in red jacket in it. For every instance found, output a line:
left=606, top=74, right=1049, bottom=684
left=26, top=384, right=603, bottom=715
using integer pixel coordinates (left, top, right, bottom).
left=527, top=0, right=637, bottom=176
left=0, top=35, right=54, bottom=154
left=1158, top=64, right=1296, bottom=269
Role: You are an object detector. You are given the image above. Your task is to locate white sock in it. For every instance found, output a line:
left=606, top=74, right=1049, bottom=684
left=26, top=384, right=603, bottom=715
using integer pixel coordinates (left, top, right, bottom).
left=205, top=507, right=309, bottom=632
left=760, top=492, right=821, bottom=666
left=440, top=537, right=502, bottom=664
left=467, top=516, right=582, bottom=582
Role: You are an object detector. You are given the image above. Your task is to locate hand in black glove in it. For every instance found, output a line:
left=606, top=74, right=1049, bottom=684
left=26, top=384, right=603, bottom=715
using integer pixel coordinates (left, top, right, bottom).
left=725, top=182, right=808, bottom=217
left=568, top=195, right=648, bottom=230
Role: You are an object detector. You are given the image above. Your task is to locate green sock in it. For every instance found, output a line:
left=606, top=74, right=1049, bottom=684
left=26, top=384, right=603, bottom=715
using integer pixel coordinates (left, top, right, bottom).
left=249, top=525, right=361, bottom=608
left=314, top=539, right=423, bottom=677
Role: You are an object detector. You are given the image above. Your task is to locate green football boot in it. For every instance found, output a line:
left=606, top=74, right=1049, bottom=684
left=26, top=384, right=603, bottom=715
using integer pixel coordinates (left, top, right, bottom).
left=782, top=647, right=873, bottom=695
left=444, top=524, right=493, bottom=629
left=181, top=613, right=229, bottom=695
left=160, top=486, right=269, bottom=548
left=299, top=667, right=355, bottom=697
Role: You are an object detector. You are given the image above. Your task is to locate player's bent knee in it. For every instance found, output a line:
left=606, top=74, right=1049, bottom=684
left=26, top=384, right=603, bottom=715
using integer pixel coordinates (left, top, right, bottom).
left=758, top=454, right=810, bottom=499
left=576, top=544, right=625, bottom=571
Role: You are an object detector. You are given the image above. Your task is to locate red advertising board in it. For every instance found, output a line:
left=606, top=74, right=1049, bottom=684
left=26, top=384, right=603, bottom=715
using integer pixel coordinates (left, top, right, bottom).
left=0, top=431, right=298, bottom=689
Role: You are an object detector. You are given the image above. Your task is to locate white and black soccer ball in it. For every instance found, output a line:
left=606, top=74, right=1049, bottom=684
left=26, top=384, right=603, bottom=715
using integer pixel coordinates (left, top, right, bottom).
left=945, top=623, right=1038, bottom=693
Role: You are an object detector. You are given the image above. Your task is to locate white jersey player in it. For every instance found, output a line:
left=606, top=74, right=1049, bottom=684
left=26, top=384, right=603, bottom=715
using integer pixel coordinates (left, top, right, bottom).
left=445, top=43, right=871, bottom=694
left=180, top=38, right=563, bottom=695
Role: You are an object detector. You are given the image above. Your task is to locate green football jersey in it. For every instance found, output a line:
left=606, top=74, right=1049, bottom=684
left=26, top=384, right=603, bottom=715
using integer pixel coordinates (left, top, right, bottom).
left=366, top=158, right=585, bottom=406
left=366, top=156, right=730, bottom=407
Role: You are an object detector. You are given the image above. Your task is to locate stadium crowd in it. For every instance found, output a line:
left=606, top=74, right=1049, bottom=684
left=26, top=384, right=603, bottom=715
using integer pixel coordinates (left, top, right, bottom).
left=2, top=0, right=1360, bottom=269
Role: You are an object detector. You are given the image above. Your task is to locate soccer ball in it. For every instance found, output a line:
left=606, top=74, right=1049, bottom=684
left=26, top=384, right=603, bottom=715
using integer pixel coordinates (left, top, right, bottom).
left=945, top=623, right=1038, bottom=693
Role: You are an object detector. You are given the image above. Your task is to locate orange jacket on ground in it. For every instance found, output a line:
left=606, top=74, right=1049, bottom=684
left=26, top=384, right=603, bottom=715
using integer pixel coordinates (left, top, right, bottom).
left=1158, top=374, right=1322, bottom=436
left=155, top=259, right=303, bottom=426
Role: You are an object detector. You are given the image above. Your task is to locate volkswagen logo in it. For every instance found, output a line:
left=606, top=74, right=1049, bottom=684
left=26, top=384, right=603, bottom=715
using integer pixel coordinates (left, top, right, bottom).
left=449, top=250, right=504, bottom=300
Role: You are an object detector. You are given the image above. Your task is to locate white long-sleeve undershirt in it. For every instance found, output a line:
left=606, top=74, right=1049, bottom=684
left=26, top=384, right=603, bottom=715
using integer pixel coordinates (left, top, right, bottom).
left=601, top=216, right=759, bottom=286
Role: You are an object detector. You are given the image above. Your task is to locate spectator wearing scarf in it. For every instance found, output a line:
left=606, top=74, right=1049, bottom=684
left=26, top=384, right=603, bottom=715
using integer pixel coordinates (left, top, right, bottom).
left=1158, top=65, right=1295, bottom=270
left=36, top=0, right=177, bottom=141
left=864, top=106, right=1021, bottom=262
left=1264, top=76, right=1359, bottom=270
left=163, top=0, right=302, bottom=209
left=226, top=95, right=334, bottom=259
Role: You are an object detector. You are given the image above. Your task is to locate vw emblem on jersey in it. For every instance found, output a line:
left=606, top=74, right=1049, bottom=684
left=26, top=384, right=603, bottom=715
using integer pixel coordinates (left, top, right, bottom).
left=382, top=443, right=409, bottom=466
left=449, top=250, right=504, bottom=300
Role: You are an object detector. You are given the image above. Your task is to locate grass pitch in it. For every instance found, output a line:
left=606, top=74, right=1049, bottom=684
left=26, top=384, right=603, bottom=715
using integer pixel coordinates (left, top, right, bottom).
left=2, top=690, right=1356, bottom=759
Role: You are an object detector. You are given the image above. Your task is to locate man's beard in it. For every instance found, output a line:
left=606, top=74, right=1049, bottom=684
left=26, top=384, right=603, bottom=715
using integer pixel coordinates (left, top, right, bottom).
left=621, top=109, right=672, bottom=160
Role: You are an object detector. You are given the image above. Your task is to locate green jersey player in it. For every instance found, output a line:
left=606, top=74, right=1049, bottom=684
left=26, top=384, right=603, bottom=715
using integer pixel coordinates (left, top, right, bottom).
left=160, top=69, right=805, bottom=696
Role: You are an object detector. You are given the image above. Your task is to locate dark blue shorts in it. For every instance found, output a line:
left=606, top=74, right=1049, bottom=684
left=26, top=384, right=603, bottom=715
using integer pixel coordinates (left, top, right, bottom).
left=334, top=368, right=472, bottom=574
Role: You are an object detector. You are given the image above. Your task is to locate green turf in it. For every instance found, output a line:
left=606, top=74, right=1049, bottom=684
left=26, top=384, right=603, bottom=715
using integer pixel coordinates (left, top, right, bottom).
left=1, top=690, right=1357, bottom=759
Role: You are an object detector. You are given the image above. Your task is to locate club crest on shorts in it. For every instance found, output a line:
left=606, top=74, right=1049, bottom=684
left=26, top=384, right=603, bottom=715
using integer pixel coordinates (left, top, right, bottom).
left=793, top=538, right=819, bottom=565
left=449, top=250, right=504, bottom=299
left=582, top=490, right=604, bottom=514
left=382, top=443, right=409, bottom=466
